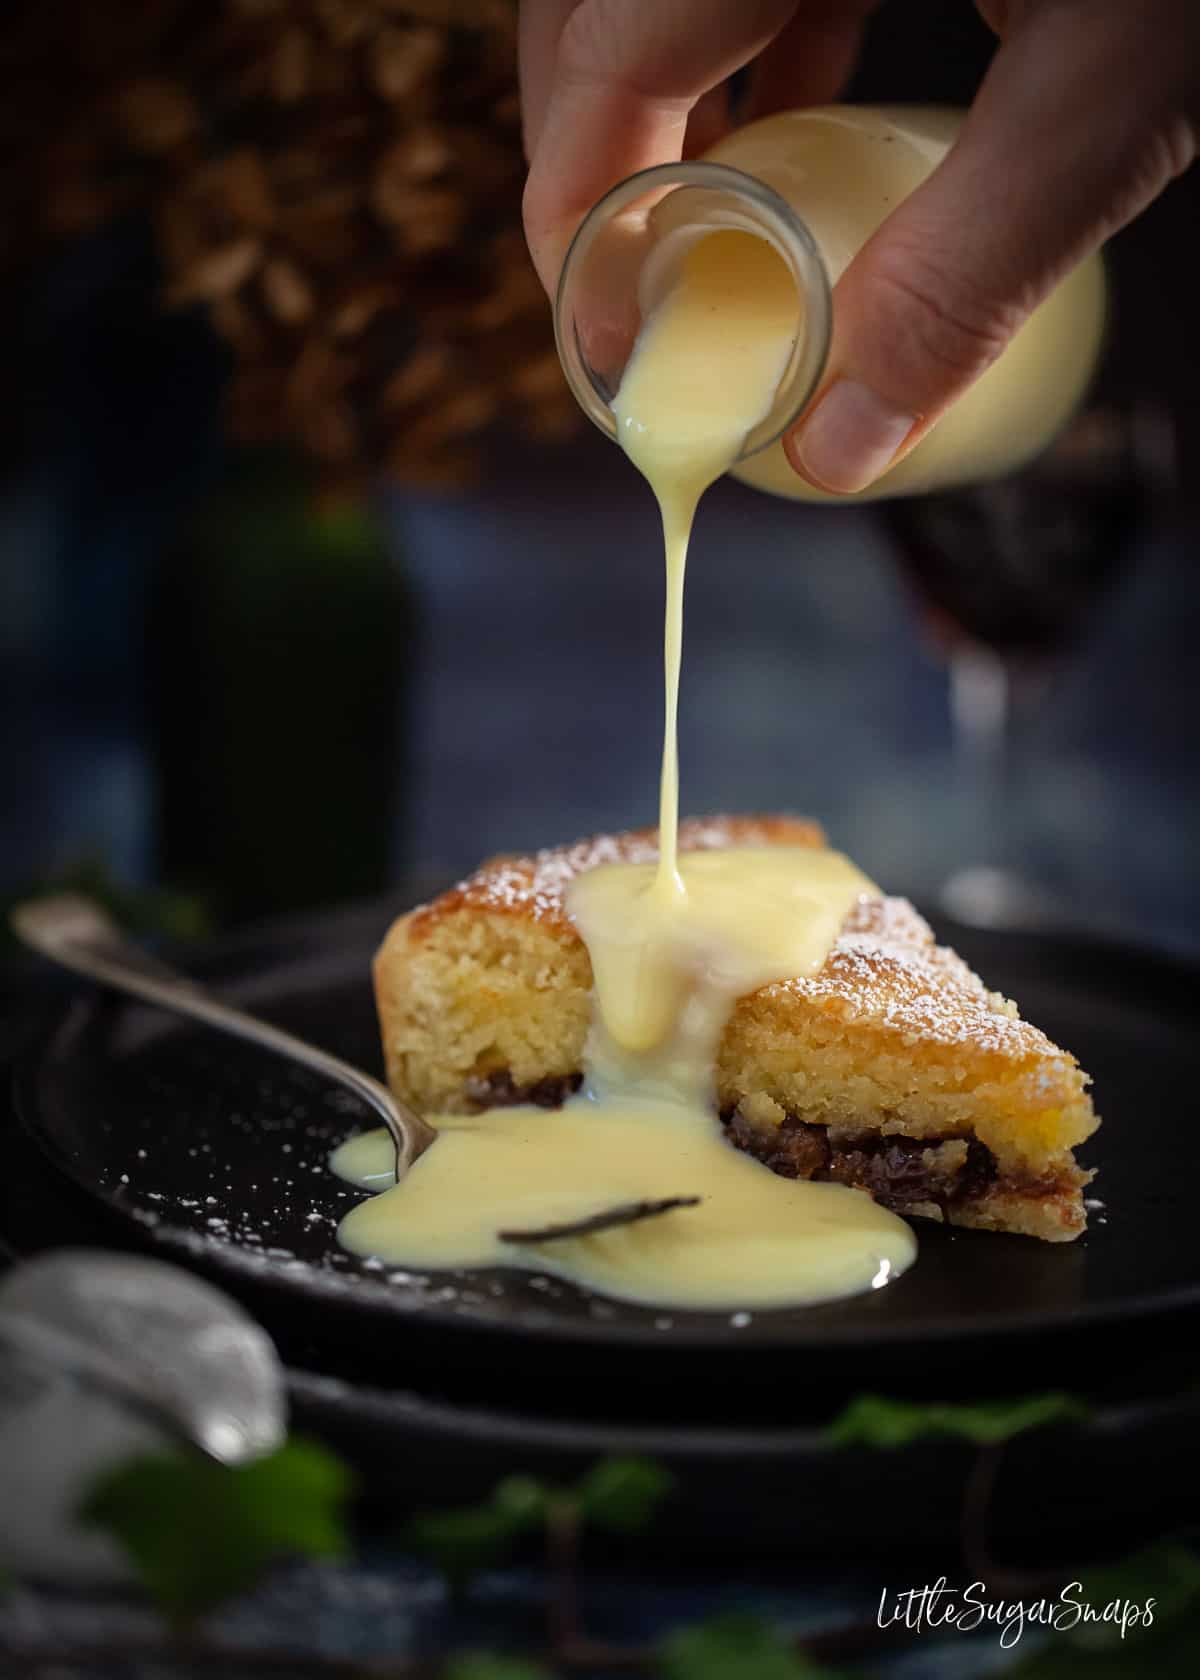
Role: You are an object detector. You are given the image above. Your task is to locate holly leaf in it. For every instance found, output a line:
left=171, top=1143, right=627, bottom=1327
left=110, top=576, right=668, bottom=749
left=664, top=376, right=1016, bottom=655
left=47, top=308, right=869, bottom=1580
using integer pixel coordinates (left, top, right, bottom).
left=78, top=1439, right=353, bottom=1622
left=406, top=1475, right=549, bottom=1585
left=445, top=1656, right=552, bottom=1680
left=575, top=1457, right=674, bottom=1534
left=660, top=1613, right=838, bottom=1680
left=825, top=1392, right=1088, bottom=1449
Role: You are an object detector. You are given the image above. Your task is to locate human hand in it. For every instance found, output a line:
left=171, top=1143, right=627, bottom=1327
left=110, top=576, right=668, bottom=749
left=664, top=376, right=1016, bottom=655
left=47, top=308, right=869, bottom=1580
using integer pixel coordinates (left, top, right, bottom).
left=521, top=1, right=1199, bottom=494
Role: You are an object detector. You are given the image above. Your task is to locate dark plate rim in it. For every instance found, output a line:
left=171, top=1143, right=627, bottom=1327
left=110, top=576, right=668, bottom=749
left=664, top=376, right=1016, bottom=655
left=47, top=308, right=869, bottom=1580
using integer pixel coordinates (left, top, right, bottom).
left=284, top=1359, right=1200, bottom=1458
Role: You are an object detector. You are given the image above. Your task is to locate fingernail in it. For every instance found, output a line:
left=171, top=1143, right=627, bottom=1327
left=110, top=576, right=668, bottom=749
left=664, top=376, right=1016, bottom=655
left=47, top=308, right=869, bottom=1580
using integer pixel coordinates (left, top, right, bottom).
left=789, top=379, right=917, bottom=493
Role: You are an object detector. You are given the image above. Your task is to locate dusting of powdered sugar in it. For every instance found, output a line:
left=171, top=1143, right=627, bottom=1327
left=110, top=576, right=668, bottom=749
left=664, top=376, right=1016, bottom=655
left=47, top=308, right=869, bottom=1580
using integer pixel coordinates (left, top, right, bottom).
left=439, top=815, right=822, bottom=927
left=418, top=818, right=1058, bottom=1060
left=773, top=894, right=1051, bottom=1056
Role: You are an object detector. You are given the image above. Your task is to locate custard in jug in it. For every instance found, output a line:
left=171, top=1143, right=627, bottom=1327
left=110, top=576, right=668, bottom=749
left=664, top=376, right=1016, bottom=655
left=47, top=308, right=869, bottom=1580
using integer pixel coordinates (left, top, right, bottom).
left=555, top=105, right=1106, bottom=501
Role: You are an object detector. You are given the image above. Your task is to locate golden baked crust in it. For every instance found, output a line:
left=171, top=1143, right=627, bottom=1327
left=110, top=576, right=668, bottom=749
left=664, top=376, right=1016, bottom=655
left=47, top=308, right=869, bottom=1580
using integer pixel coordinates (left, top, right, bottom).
left=373, top=816, right=1098, bottom=1243
left=400, top=813, right=824, bottom=939
left=373, top=814, right=821, bottom=1109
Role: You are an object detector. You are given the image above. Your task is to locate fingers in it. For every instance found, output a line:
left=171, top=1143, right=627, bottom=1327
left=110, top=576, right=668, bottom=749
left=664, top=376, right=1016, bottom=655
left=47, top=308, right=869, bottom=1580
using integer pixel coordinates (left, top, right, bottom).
left=519, top=1, right=581, bottom=163
left=786, top=0, right=1200, bottom=493
left=682, top=83, right=735, bottom=160
left=744, top=0, right=880, bottom=121
left=522, top=0, right=800, bottom=294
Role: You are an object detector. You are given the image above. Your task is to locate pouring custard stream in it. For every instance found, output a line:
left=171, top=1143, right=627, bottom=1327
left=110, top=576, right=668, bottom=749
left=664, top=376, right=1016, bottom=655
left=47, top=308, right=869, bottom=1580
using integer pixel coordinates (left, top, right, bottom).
left=332, top=227, right=917, bottom=1309
left=614, top=227, right=801, bottom=900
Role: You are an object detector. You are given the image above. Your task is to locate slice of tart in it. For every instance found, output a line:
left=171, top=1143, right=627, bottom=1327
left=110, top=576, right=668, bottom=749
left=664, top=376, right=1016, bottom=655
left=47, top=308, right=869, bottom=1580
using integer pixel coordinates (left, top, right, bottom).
left=373, top=815, right=1098, bottom=1242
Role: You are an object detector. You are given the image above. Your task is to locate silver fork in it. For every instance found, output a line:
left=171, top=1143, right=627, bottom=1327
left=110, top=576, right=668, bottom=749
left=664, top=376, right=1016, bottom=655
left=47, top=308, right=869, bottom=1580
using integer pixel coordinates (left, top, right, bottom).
left=11, top=895, right=437, bottom=1179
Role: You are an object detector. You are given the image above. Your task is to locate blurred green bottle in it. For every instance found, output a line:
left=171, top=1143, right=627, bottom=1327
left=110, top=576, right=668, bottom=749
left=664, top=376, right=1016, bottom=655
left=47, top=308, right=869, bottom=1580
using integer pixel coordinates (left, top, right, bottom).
left=148, top=451, right=415, bottom=926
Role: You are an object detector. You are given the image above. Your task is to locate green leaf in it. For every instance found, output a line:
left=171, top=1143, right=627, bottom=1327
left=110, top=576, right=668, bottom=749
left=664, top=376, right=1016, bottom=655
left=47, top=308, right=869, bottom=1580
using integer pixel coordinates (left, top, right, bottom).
left=999, top=1544, right=1200, bottom=1678
left=575, top=1457, right=674, bottom=1534
left=406, top=1475, right=549, bottom=1585
left=1009, top=1613, right=1200, bottom=1679
left=4, top=859, right=210, bottom=953
left=444, top=1655, right=552, bottom=1680
left=407, top=1457, right=671, bottom=1588
left=825, top=1392, right=1089, bottom=1449
left=1069, top=1544, right=1200, bottom=1649
left=406, top=1507, right=524, bottom=1586
left=491, top=1474, right=551, bottom=1529
left=660, top=1613, right=837, bottom=1680
left=79, top=1439, right=353, bottom=1622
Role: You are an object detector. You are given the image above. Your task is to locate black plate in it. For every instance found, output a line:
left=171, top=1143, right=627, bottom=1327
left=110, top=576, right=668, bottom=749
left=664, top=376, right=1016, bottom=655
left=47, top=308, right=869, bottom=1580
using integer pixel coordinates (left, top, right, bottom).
left=11, top=902, right=1200, bottom=1418
left=6, top=1078, right=1199, bottom=1559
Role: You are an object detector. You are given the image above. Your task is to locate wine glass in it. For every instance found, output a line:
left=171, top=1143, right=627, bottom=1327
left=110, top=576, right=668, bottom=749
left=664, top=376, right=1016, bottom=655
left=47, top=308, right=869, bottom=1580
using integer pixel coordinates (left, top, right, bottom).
left=879, top=401, right=1176, bottom=929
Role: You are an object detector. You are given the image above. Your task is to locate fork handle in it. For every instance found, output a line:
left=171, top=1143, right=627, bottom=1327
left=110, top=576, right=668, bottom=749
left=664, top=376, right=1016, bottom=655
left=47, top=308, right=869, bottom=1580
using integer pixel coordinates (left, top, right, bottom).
left=13, top=899, right=436, bottom=1174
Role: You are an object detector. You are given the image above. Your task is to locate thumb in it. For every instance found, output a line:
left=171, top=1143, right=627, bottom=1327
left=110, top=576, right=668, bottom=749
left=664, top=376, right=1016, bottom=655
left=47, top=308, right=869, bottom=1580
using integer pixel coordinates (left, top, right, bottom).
left=785, top=0, right=1199, bottom=495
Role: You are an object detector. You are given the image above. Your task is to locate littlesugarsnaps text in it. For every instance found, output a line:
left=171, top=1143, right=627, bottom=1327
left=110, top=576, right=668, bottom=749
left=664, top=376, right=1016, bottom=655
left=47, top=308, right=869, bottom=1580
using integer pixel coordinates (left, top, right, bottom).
left=877, top=1578, right=1156, bottom=1650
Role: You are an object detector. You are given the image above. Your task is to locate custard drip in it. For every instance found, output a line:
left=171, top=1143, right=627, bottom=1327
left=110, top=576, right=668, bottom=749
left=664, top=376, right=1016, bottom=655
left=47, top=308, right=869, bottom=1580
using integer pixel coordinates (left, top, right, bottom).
left=333, top=1102, right=913, bottom=1312
left=333, top=227, right=918, bottom=1311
